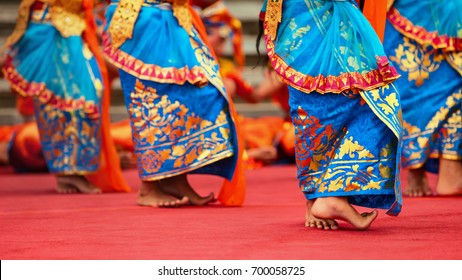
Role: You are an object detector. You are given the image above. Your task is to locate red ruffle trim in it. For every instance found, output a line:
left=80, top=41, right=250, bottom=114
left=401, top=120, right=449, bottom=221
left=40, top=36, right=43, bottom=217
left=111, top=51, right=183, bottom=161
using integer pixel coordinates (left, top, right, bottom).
left=265, top=35, right=400, bottom=94
left=2, top=57, right=100, bottom=119
left=387, top=7, right=462, bottom=52
left=102, top=33, right=209, bottom=87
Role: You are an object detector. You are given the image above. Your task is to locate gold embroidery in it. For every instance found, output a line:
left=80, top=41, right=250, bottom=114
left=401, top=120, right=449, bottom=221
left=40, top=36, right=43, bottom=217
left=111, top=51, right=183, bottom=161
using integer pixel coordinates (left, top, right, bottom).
left=128, top=80, right=233, bottom=178
left=335, top=136, right=375, bottom=160
left=50, top=0, right=86, bottom=38
left=403, top=90, right=462, bottom=166
left=390, top=37, right=444, bottom=86
left=445, top=51, right=462, bottom=76
left=173, top=0, right=192, bottom=35
left=107, top=0, right=143, bottom=49
left=37, top=102, right=101, bottom=174
left=265, top=0, right=284, bottom=41
left=2, top=0, right=86, bottom=52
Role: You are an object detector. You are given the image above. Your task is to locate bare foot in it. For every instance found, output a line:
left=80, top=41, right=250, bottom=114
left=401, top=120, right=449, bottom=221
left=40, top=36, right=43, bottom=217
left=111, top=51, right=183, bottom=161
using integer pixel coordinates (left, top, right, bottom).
left=311, top=197, right=378, bottom=230
left=405, top=167, right=433, bottom=197
left=305, top=200, right=338, bottom=230
left=56, top=175, right=102, bottom=194
left=137, top=181, right=189, bottom=207
left=159, top=174, right=215, bottom=206
left=56, top=182, right=78, bottom=194
left=436, top=158, right=462, bottom=195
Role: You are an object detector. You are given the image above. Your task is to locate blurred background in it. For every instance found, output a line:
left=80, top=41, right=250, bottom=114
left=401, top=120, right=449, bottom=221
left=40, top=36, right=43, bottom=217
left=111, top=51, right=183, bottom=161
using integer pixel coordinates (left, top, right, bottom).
left=0, top=0, right=284, bottom=125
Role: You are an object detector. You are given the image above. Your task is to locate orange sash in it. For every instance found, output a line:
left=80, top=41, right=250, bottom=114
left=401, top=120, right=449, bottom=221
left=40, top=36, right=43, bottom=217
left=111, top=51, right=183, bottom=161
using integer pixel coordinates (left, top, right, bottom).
left=361, top=0, right=388, bottom=42
left=82, top=0, right=131, bottom=193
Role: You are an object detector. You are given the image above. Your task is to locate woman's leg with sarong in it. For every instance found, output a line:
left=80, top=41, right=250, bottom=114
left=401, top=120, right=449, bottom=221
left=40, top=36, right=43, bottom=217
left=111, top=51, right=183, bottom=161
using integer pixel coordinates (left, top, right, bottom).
left=289, top=86, right=400, bottom=230
left=34, top=101, right=102, bottom=194
left=119, top=71, right=236, bottom=207
left=385, top=20, right=462, bottom=196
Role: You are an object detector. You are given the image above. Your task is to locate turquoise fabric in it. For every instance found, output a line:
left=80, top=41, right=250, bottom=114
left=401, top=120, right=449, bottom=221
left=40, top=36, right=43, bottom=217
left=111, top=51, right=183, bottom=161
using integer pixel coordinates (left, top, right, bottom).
left=263, top=0, right=391, bottom=79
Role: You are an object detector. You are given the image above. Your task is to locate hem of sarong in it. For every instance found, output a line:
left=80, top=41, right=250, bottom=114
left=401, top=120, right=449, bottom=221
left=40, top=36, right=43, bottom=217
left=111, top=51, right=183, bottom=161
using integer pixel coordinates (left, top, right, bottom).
left=304, top=190, right=396, bottom=209
left=138, top=149, right=234, bottom=181
left=405, top=152, right=462, bottom=170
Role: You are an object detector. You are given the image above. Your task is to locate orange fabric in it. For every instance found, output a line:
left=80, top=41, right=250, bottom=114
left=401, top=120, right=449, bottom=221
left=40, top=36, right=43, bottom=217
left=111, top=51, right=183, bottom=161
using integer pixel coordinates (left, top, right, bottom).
left=0, top=123, right=47, bottom=171
left=0, top=125, right=15, bottom=143
left=16, top=96, right=35, bottom=117
left=12, top=122, right=47, bottom=169
left=110, top=120, right=134, bottom=152
left=240, top=116, right=284, bottom=149
left=219, top=58, right=254, bottom=102
left=239, top=116, right=294, bottom=167
left=271, top=86, right=290, bottom=116
left=362, top=0, right=388, bottom=42
left=82, top=0, right=131, bottom=193
left=279, top=122, right=295, bottom=157
left=191, top=4, right=246, bottom=206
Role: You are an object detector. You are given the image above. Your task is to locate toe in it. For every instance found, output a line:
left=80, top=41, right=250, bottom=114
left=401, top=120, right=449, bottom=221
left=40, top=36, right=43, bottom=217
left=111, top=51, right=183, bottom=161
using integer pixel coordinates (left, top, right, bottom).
left=328, top=220, right=339, bottom=230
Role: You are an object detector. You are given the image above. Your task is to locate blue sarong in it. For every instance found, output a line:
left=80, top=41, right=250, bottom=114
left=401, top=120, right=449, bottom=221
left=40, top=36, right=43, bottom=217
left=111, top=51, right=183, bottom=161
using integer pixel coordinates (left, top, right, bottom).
left=2, top=3, right=103, bottom=174
left=104, top=0, right=238, bottom=181
left=384, top=0, right=462, bottom=171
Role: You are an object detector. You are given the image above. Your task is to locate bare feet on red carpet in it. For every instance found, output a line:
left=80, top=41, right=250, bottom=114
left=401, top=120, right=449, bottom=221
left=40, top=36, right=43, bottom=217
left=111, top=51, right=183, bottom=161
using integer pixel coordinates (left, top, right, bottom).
left=56, top=175, right=101, bottom=194
left=305, top=200, right=338, bottom=230
left=137, top=181, right=189, bottom=207
left=405, top=167, right=433, bottom=197
left=159, top=174, right=216, bottom=206
left=436, top=159, right=462, bottom=196
left=311, top=197, right=378, bottom=230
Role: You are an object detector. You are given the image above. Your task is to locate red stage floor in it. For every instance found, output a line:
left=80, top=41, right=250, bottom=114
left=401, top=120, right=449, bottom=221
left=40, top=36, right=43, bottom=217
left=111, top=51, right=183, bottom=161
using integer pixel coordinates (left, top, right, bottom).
left=0, top=165, right=461, bottom=259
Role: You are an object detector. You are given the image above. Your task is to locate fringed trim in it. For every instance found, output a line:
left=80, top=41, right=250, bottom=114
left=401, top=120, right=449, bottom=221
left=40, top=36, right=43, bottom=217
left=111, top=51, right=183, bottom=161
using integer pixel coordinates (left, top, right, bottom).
left=265, top=33, right=401, bottom=94
left=102, top=33, right=209, bottom=86
left=2, top=58, right=100, bottom=119
left=387, top=7, right=462, bottom=52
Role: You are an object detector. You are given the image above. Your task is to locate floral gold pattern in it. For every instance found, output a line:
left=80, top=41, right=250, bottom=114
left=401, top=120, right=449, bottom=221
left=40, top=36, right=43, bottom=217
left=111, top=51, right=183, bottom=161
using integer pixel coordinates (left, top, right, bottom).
left=402, top=90, right=462, bottom=167
left=127, top=79, right=233, bottom=180
left=293, top=107, right=395, bottom=196
left=390, top=37, right=444, bottom=86
left=35, top=101, right=101, bottom=174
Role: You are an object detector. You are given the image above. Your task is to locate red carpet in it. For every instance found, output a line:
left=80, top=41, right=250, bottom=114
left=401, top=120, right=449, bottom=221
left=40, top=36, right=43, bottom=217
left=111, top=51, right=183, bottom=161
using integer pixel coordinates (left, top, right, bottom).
left=0, top=165, right=461, bottom=259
